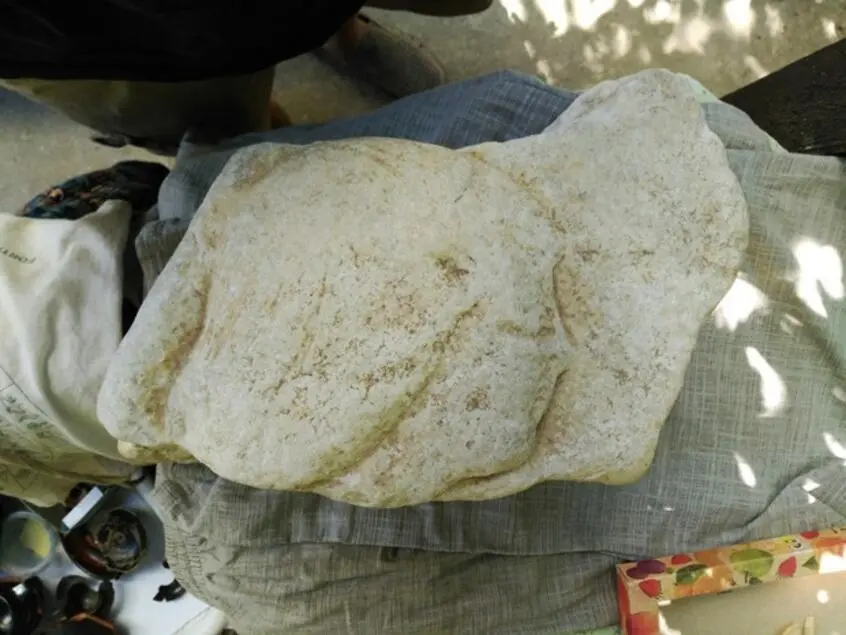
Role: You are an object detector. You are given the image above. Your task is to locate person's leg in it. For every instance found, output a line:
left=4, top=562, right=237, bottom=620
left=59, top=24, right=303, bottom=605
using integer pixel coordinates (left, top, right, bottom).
left=319, top=13, right=448, bottom=99
left=1, top=68, right=284, bottom=155
left=335, top=0, right=493, bottom=49
left=318, top=0, right=493, bottom=97
left=319, top=0, right=492, bottom=101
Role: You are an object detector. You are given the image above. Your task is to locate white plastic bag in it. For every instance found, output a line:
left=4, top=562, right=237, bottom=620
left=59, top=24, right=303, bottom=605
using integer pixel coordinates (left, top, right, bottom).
left=0, top=201, right=137, bottom=505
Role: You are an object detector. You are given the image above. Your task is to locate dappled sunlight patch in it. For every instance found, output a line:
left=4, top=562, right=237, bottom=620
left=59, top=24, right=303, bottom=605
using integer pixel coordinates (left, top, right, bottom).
left=658, top=610, right=683, bottom=634
left=791, top=238, right=844, bottom=319
left=535, top=58, right=554, bottom=81
left=722, top=0, right=756, bottom=38
left=779, top=314, right=803, bottom=336
left=644, top=503, right=677, bottom=512
left=744, top=346, right=787, bottom=417
left=500, top=0, right=623, bottom=36
left=499, top=0, right=528, bottom=24
left=487, top=0, right=841, bottom=97
left=643, top=0, right=681, bottom=25
left=822, top=18, right=839, bottom=40
left=534, top=0, right=573, bottom=35
left=663, top=15, right=713, bottom=55
left=734, top=452, right=758, bottom=488
left=713, top=277, right=769, bottom=332
left=612, top=24, right=633, bottom=57
left=743, top=54, right=769, bottom=79
left=764, top=4, right=785, bottom=37
left=822, top=432, right=846, bottom=463
left=484, top=0, right=846, bottom=85
left=582, top=38, right=611, bottom=72
left=803, top=478, right=821, bottom=504
left=637, top=44, right=653, bottom=63
left=570, top=0, right=619, bottom=30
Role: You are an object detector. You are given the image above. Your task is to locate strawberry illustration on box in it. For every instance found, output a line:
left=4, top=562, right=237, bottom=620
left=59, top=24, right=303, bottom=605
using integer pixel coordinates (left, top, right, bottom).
left=616, top=528, right=846, bottom=635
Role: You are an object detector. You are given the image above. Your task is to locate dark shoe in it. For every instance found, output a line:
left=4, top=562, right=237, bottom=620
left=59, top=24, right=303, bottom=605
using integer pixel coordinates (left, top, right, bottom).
left=315, top=14, right=447, bottom=99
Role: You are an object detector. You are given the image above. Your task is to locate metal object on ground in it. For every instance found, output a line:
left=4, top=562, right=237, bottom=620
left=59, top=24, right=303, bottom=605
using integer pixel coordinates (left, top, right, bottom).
left=54, top=576, right=118, bottom=635
left=153, top=579, right=186, bottom=603
left=61, top=487, right=107, bottom=534
left=0, top=577, right=45, bottom=635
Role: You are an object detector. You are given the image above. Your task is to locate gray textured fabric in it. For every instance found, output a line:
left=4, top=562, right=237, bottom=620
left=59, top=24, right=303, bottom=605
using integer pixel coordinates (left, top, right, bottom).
left=134, top=215, right=192, bottom=297
left=158, top=72, right=574, bottom=223
left=147, top=72, right=846, bottom=635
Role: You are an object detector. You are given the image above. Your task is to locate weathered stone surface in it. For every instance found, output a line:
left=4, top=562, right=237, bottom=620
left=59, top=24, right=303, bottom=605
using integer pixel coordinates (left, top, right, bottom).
left=98, top=70, right=748, bottom=506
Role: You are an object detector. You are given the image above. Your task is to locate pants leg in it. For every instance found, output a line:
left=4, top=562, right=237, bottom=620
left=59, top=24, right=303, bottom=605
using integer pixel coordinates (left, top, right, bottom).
left=364, top=0, right=494, bottom=16
left=163, top=525, right=619, bottom=635
left=1, top=68, right=276, bottom=155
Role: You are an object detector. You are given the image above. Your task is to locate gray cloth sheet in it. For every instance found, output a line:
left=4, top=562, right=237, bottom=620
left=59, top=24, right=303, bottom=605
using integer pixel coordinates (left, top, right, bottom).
left=139, top=71, right=846, bottom=634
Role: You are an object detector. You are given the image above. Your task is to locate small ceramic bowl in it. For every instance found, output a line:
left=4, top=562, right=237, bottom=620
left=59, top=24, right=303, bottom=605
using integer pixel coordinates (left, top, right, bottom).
left=62, top=508, right=148, bottom=580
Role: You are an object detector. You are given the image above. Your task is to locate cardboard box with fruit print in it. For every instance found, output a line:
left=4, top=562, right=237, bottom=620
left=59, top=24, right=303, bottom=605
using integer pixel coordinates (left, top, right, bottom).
left=616, top=528, right=846, bottom=635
